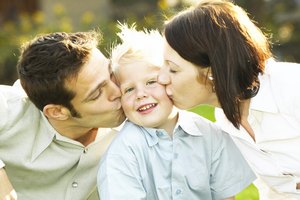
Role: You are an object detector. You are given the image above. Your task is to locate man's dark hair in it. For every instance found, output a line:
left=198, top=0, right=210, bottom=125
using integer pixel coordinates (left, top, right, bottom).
left=17, top=31, right=101, bottom=117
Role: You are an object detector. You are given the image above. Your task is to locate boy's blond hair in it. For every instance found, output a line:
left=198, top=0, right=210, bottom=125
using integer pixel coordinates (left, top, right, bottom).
left=111, top=23, right=164, bottom=72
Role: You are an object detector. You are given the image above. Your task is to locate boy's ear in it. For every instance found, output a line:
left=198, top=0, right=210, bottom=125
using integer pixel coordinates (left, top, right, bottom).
left=43, top=104, right=71, bottom=120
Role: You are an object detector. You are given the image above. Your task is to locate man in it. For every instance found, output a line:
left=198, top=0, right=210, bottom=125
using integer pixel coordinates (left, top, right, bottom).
left=0, top=31, right=125, bottom=200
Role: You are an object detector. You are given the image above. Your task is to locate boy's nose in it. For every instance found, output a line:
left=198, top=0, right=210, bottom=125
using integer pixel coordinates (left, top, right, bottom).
left=136, top=87, right=148, bottom=99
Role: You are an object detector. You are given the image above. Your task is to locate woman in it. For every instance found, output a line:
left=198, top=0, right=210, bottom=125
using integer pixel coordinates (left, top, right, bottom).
left=158, top=0, right=300, bottom=199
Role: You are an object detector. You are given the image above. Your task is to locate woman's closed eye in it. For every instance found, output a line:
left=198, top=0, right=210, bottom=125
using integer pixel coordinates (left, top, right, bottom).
left=169, top=68, right=178, bottom=73
left=124, top=87, right=134, bottom=94
left=165, top=61, right=179, bottom=73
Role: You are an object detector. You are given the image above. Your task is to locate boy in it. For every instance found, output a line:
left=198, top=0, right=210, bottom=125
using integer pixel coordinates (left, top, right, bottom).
left=97, top=24, right=255, bottom=200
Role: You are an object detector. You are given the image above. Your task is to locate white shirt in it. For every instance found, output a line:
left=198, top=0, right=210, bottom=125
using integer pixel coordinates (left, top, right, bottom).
left=0, top=81, right=118, bottom=200
left=215, top=60, right=300, bottom=200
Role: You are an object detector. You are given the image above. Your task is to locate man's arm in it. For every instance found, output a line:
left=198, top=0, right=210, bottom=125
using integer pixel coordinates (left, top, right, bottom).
left=0, top=168, right=17, bottom=200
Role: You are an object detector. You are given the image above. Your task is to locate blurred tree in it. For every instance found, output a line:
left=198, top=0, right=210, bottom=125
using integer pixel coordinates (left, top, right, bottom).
left=0, top=0, right=40, bottom=24
left=109, top=0, right=164, bottom=30
left=236, top=0, right=300, bottom=62
left=0, top=0, right=40, bottom=84
left=0, top=0, right=299, bottom=85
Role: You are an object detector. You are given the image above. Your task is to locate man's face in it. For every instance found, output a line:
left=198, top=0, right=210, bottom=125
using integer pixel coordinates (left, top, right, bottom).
left=67, top=48, right=125, bottom=128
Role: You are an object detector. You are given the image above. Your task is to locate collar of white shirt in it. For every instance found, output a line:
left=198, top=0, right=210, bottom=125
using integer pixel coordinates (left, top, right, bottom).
left=142, top=110, right=203, bottom=147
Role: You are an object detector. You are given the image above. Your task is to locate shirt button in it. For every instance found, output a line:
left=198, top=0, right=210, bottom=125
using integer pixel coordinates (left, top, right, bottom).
left=83, top=148, right=88, bottom=153
left=72, top=182, right=78, bottom=188
left=174, top=153, right=179, bottom=159
left=175, top=189, right=182, bottom=195
left=157, top=131, right=163, bottom=137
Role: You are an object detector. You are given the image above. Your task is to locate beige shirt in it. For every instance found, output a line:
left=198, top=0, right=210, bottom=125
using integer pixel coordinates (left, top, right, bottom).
left=0, top=82, right=118, bottom=200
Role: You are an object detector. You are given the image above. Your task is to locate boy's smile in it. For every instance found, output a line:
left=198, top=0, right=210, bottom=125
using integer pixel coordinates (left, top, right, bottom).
left=116, top=61, right=177, bottom=131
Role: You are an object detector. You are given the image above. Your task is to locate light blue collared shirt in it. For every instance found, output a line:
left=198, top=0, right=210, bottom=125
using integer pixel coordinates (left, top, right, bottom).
left=98, top=110, right=255, bottom=200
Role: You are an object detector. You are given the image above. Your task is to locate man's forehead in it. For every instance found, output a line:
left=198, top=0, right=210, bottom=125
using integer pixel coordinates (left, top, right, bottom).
left=66, top=48, right=110, bottom=95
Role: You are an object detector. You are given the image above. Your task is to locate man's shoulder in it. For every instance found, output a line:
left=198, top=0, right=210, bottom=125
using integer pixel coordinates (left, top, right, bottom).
left=0, top=82, right=39, bottom=129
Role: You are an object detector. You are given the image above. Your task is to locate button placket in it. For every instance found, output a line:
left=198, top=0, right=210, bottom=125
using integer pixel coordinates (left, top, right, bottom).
left=175, top=189, right=182, bottom=195
left=83, top=148, right=88, bottom=153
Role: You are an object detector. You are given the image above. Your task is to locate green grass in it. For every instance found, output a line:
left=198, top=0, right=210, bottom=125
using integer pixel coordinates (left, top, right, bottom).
left=236, top=184, right=259, bottom=200
left=189, top=105, right=259, bottom=200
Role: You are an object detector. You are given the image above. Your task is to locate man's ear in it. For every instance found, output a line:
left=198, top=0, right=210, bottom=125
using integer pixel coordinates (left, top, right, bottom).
left=43, top=104, right=71, bottom=120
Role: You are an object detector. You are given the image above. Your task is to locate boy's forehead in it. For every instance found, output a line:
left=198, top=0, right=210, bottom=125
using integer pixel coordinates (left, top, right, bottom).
left=117, top=62, right=159, bottom=76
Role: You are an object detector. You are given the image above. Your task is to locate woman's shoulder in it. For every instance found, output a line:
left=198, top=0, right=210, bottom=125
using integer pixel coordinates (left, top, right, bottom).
left=179, top=110, right=222, bottom=136
left=265, top=59, right=300, bottom=80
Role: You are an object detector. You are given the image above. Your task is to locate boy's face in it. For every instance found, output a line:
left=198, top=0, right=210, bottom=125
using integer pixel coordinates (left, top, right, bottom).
left=116, top=61, right=175, bottom=129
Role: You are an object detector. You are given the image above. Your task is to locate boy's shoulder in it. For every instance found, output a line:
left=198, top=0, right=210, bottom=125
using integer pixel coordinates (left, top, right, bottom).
left=106, top=120, right=148, bottom=154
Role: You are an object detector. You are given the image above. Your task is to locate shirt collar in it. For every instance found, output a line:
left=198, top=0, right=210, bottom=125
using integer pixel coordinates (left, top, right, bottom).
left=31, top=112, right=57, bottom=161
left=250, top=59, right=278, bottom=113
left=31, top=112, right=120, bottom=161
left=215, top=107, right=255, bottom=143
left=176, top=110, right=203, bottom=136
left=141, top=127, right=159, bottom=147
left=31, top=113, right=88, bottom=161
left=141, top=110, right=203, bottom=147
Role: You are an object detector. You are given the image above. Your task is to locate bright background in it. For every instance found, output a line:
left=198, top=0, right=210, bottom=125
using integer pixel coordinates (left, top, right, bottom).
left=0, top=0, right=300, bottom=85
left=1, top=1, right=299, bottom=198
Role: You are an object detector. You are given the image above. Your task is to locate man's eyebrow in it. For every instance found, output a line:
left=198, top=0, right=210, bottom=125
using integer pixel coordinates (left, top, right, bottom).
left=82, top=81, right=106, bottom=102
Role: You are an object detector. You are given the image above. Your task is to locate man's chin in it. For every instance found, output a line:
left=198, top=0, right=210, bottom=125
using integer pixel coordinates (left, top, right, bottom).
left=113, top=113, right=126, bottom=127
left=119, top=115, right=127, bottom=124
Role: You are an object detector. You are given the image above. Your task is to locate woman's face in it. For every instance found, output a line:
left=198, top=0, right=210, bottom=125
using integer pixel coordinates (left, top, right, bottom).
left=158, top=38, right=217, bottom=109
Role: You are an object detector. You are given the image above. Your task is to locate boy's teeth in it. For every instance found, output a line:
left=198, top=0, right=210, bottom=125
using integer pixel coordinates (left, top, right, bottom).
left=138, top=103, right=155, bottom=111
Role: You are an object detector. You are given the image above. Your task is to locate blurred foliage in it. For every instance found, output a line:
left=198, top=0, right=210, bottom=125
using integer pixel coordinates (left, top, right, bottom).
left=0, top=0, right=300, bottom=85
left=235, top=0, right=300, bottom=63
